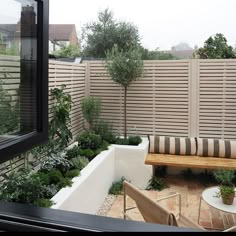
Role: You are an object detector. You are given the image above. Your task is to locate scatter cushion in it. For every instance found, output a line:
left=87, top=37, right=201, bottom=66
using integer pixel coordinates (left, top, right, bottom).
left=197, top=138, right=236, bottom=158
left=149, top=136, right=197, bottom=156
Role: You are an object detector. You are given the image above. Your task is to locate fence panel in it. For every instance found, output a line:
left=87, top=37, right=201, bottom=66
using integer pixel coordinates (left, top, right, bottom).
left=198, top=59, right=236, bottom=140
left=88, top=60, right=190, bottom=137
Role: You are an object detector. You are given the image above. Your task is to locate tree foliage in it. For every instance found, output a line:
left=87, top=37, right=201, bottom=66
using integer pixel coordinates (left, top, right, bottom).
left=140, top=47, right=178, bottom=60
left=53, top=44, right=80, bottom=58
left=106, top=46, right=143, bottom=138
left=80, top=96, right=101, bottom=130
left=196, top=33, right=236, bottom=59
left=31, top=85, right=73, bottom=158
left=81, top=8, right=140, bottom=58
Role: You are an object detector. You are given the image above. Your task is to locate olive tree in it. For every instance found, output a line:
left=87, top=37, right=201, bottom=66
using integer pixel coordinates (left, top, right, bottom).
left=105, top=46, right=143, bottom=139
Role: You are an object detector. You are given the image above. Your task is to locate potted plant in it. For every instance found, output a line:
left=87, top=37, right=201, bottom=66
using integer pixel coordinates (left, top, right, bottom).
left=213, top=169, right=236, bottom=205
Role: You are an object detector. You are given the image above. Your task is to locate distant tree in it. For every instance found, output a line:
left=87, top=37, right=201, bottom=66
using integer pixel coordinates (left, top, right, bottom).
left=196, top=33, right=236, bottom=59
left=140, top=47, right=178, bottom=60
left=106, top=46, right=143, bottom=139
left=81, top=8, right=140, bottom=58
left=53, top=44, right=80, bottom=58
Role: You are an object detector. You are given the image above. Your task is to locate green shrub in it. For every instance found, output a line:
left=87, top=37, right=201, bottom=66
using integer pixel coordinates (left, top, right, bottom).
left=47, top=170, right=63, bottom=185
left=109, top=177, right=125, bottom=195
left=128, top=136, right=142, bottom=146
left=41, top=185, right=59, bottom=199
left=114, top=138, right=130, bottom=145
left=65, top=169, right=80, bottom=178
left=33, top=198, right=54, bottom=208
left=69, top=157, right=89, bottom=171
left=94, top=119, right=117, bottom=143
left=66, top=146, right=80, bottom=160
left=0, top=169, right=49, bottom=204
left=80, top=96, right=101, bottom=130
left=57, top=178, right=73, bottom=189
left=40, top=154, right=72, bottom=174
left=146, top=176, right=168, bottom=191
left=32, top=171, right=50, bottom=186
left=213, top=169, right=235, bottom=186
left=77, top=131, right=102, bottom=150
left=78, top=148, right=96, bottom=160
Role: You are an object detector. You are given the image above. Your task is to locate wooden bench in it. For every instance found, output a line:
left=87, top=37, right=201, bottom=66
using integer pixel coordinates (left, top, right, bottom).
left=145, top=153, right=236, bottom=170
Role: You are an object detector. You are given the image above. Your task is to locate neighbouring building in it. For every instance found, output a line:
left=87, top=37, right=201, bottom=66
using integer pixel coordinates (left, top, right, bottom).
left=0, top=22, right=79, bottom=55
left=49, top=24, right=79, bottom=53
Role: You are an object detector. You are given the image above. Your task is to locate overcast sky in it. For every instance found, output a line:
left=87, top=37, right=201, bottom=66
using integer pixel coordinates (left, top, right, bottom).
left=49, top=0, right=236, bottom=50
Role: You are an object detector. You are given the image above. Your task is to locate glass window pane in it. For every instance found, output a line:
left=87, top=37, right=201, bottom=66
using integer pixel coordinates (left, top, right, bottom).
left=0, top=0, right=38, bottom=145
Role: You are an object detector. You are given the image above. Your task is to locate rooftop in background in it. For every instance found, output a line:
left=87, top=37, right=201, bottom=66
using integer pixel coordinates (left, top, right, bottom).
left=49, top=24, right=78, bottom=43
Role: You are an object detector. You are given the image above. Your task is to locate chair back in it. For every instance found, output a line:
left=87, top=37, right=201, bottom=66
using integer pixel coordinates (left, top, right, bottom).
left=123, top=180, right=178, bottom=226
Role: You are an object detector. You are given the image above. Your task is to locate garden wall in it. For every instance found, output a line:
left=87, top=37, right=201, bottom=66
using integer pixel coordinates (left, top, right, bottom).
left=51, top=138, right=151, bottom=215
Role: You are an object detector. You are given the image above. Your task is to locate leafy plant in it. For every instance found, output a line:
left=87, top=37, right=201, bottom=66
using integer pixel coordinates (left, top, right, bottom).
left=94, top=119, right=117, bottom=144
left=47, top=170, right=63, bottom=184
left=109, top=177, right=125, bottom=195
left=128, top=136, right=142, bottom=146
left=106, top=45, right=143, bottom=139
left=213, top=169, right=235, bottom=186
left=31, top=85, right=73, bottom=158
left=77, top=131, right=102, bottom=150
left=146, top=176, right=168, bottom=191
left=0, top=169, right=52, bottom=204
left=113, top=136, right=142, bottom=146
left=78, top=148, right=96, bottom=160
left=66, top=146, right=81, bottom=160
left=40, top=154, right=72, bottom=174
left=114, top=138, right=130, bottom=145
left=80, top=96, right=101, bottom=130
left=65, top=169, right=80, bottom=178
left=53, top=44, right=80, bottom=58
left=57, top=178, right=73, bottom=189
left=213, top=169, right=235, bottom=205
left=33, top=198, right=54, bottom=208
left=69, top=157, right=89, bottom=171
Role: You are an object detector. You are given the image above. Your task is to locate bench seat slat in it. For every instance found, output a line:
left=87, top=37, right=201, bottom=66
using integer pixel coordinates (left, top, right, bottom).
left=145, top=154, right=236, bottom=170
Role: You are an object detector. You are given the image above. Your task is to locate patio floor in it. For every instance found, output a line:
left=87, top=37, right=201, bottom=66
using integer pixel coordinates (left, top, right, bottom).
left=98, top=175, right=236, bottom=231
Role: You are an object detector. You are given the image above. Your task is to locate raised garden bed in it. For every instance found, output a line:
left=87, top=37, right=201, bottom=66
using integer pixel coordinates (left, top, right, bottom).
left=51, top=137, right=151, bottom=215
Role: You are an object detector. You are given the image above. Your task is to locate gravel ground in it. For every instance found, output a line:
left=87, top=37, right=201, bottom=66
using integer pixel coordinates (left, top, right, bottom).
left=96, top=195, right=117, bottom=216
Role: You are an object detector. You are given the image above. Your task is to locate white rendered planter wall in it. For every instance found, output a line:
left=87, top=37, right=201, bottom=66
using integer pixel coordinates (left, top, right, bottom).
left=51, top=137, right=152, bottom=215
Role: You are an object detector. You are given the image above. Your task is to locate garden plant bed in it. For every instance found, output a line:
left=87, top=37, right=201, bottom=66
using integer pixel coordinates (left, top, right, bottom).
left=51, top=137, right=152, bottom=214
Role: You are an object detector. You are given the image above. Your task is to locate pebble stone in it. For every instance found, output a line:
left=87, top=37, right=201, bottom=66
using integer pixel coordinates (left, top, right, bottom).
left=96, top=195, right=117, bottom=216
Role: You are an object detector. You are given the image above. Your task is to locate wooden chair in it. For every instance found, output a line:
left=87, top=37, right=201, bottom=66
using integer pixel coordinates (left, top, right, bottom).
left=123, top=180, right=236, bottom=231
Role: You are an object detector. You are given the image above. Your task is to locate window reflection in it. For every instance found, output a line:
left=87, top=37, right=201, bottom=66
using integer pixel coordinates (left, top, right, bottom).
left=0, top=0, right=37, bottom=144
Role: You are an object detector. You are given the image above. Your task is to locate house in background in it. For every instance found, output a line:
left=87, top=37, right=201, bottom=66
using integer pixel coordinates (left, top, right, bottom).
left=0, top=23, right=79, bottom=55
left=49, top=24, right=79, bottom=53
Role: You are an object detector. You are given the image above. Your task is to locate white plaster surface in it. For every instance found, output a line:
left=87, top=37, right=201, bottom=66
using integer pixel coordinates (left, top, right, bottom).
left=51, top=138, right=152, bottom=214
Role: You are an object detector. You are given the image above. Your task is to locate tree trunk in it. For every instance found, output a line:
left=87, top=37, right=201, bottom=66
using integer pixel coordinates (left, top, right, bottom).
left=124, top=87, right=127, bottom=139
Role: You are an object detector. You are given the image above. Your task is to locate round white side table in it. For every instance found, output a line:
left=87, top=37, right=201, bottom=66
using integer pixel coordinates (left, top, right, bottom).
left=198, top=186, right=236, bottom=229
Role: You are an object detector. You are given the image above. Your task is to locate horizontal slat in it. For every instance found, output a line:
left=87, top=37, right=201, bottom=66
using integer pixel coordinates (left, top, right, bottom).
left=145, top=154, right=236, bottom=170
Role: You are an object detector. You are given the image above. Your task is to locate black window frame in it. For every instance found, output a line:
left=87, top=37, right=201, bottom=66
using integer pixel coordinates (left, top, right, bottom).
left=0, top=0, right=49, bottom=163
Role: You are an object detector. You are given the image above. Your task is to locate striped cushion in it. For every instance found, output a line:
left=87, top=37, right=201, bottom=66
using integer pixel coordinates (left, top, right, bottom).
left=149, top=136, right=197, bottom=156
left=197, top=138, right=236, bottom=158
